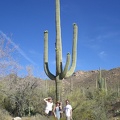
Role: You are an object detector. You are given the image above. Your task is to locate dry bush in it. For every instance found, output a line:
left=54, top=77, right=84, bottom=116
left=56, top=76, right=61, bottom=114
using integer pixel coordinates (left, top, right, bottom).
left=22, top=114, right=54, bottom=120
left=0, top=108, right=12, bottom=120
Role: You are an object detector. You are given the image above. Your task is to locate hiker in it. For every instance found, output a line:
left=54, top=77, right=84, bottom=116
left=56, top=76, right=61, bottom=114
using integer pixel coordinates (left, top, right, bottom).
left=64, top=100, right=72, bottom=120
left=53, top=101, right=62, bottom=120
left=44, top=97, right=53, bottom=116
left=59, top=102, right=63, bottom=118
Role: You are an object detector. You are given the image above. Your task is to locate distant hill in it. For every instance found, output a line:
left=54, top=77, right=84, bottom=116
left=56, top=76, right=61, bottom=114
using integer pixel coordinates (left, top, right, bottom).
left=64, top=67, right=120, bottom=90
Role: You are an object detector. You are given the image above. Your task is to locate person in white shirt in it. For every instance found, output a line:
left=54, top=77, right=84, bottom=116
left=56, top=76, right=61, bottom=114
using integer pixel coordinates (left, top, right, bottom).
left=44, top=97, right=53, bottom=116
left=64, top=100, right=72, bottom=120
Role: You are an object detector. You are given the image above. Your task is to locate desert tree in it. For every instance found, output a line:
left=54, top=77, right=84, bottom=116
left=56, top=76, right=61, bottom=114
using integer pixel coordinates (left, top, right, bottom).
left=0, top=33, right=21, bottom=77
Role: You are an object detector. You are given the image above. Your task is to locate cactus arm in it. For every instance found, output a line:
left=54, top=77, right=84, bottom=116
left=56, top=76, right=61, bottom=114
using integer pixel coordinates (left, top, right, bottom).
left=44, top=31, right=55, bottom=80
left=56, top=0, right=62, bottom=75
left=44, top=63, right=55, bottom=80
left=60, top=53, right=70, bottom=79
left=65, top=23, right=78, bottom=78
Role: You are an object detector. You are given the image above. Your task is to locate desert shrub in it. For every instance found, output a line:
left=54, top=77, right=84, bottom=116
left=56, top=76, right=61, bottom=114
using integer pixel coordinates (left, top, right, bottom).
left=22, top=114, right=57, bottom=120
left=2, top=76, right=56, bottom=117
left=70, top=89, right=114, bottom=120
left=73, top=100, right=96, bottom=120
left=0, top=108, right=12, bottom=120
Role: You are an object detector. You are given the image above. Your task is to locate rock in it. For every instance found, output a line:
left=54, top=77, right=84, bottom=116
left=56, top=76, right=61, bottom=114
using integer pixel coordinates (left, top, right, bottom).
left=12, top=117, right=22, bottom=120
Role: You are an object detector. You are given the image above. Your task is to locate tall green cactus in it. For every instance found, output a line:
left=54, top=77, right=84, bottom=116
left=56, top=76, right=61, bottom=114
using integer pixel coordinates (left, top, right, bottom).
left=96, top=68, right=107, bottom=94
left=44, top=0, right=78, bottom=101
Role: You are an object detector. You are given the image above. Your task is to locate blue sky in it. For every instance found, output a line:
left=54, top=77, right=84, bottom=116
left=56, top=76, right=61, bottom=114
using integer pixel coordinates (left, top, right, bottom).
left=0, top=0, right=120, bottom=78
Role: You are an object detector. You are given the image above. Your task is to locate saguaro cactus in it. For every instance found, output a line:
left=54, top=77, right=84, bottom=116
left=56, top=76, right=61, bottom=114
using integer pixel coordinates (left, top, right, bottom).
left=96, top=68, right=107, bottom=94
left=44, top=0, right=78, bottom=101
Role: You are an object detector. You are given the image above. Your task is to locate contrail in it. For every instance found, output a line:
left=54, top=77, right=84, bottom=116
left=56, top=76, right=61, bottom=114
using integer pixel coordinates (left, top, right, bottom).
left=0, top=31, right=37, bottom=65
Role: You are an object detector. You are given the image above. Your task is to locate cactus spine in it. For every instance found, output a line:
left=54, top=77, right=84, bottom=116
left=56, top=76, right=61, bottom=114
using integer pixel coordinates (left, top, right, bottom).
left=44, top=0, right=78, bottom=101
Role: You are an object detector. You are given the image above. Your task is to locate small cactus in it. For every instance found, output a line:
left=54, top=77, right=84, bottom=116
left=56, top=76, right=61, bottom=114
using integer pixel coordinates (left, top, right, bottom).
left=96, top=68, right=107, bottom=94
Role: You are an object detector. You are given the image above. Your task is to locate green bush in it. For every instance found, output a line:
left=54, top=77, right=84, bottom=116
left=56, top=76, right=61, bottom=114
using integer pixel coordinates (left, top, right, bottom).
left=0, top=108, right=12, bottom=120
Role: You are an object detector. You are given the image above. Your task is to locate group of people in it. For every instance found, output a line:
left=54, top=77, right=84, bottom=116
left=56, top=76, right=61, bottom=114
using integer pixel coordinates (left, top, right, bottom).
left=44, top=97, right=72, bottom=120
